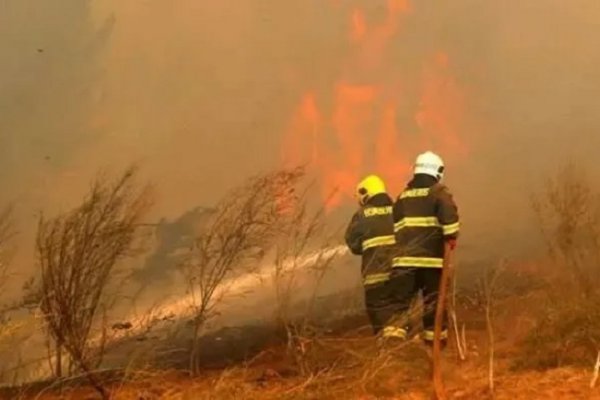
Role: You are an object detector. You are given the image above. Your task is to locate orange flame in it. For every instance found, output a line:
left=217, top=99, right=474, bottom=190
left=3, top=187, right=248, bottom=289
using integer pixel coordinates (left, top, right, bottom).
left=350, top=9, right=367, bottom=42
left=282, top=1, right=467, bottom=210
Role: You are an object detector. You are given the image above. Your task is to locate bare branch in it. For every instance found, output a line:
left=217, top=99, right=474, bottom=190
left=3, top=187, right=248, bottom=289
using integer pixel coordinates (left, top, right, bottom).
left=28, top=166, right=152, bottom=398
left=591, top=351, right=600, bottom=389
left=270, top=181, right=342, bottom=376
left=0, top=205, right=15, bottom=296
left=181, top=167, right=306, bottom=375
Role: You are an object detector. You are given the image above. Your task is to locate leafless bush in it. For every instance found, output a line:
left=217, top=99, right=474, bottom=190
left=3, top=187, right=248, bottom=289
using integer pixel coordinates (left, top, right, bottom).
left=0, top=205, right=14, bottom=291
left=271, top=185, right=342, bottom=376
left=0, top=205, right=15, bottom=319
left=180, top=167, right=305, bottom=376
left=532, top=162, right=600, bottom=294
left=25, top=166, right=152, bottom=399
left=520, top=162, right=600, bottom=369
left=0, top=205, right=20, bottom=381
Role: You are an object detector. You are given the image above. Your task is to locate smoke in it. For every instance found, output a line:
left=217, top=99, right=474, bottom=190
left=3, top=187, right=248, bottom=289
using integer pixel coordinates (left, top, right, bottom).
left=0, top=0, right=112, bottom=203
left=1, top=0, right=600, bottom=384
left=1, top=0, right=600, bottom=284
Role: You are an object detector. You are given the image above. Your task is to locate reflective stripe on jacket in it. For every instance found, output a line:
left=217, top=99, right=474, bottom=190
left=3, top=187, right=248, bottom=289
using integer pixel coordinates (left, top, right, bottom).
left=345, top=193, right=396, bottom=285
left=392, top=174, right=459, bottom=268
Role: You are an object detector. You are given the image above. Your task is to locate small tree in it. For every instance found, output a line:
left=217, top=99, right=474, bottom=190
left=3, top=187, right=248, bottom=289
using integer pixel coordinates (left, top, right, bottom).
left=181, top=167, right=305, bottom=376
left=28, top=166, right=152, bottom=398
left=271, top=186, right=341, bottom=376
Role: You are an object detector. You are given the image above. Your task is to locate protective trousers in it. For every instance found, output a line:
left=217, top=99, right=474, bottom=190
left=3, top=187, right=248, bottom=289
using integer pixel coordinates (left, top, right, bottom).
left=364, top=282, right=398, bottom=336
left=388, top=268, right=448, bottom=343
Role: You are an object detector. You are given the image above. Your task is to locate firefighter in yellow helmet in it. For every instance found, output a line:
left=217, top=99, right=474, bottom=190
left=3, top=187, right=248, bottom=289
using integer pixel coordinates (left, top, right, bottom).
left=344, top=175, right=403, bottom=339
left=391, top=151, right=460, bottom=348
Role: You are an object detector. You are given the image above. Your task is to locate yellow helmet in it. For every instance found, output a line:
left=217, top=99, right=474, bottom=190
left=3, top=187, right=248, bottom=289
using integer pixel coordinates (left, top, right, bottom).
left=356, top=175, right=386, bottom=205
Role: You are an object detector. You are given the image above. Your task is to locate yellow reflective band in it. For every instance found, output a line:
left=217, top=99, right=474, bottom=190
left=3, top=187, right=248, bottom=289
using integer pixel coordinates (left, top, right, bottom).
left=362, top=235, right=395, bottom=251
left=393, top=220, right=405, bottom=232
left=363, top=272, right=390, bottom=285
left=422, top=329, right=448, bottom=341
left=363, top=206, right=393, bottom=218
left=443, top=222, right=460, bottom=235
left=393, top=257, right=444, bottom=268
left=383, top=326, right=407, bottom=339
left=400, top=188, right=430, bottom=199
left=394, top=217, right=440, bottom=232
left=410, top=217, right=440, bottom=226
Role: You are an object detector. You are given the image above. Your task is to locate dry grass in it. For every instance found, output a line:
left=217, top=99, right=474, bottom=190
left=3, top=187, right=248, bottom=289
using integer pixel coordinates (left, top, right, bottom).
left=19, top=322, right=600, bottom=400
left=10, top=258, right=600, bottom=400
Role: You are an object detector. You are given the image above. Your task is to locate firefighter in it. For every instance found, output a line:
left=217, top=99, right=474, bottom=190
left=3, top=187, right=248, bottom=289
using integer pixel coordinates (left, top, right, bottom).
left=391, top=151, right=459, bottom=347
left=344, top=175, right=404, bottom=339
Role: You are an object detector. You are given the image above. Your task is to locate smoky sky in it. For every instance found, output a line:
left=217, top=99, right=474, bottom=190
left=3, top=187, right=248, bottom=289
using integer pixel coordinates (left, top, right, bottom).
left=2, top=0, right=600, bottom=284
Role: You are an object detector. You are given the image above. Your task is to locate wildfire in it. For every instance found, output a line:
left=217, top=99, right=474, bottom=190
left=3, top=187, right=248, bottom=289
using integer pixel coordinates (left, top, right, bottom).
left=282, top=0, right=468, bottom=210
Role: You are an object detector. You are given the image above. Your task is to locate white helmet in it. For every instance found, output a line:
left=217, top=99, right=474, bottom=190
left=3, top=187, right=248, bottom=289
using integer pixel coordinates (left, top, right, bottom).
left=414, top=151, right=445, bottom=180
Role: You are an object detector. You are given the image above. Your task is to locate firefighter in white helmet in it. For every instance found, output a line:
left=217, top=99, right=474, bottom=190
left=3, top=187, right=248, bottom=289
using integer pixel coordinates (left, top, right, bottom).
left=390, top=151, right=460, bottom=347
left=344, top=175, right=402, bottom=339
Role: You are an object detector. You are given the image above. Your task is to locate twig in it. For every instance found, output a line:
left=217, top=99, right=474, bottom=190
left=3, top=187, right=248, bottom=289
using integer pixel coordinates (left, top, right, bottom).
left=461, top=323, right=467, bottom=356
left=486, top=297, right=495, bottom=396
left=484, top=260, right=504, bottom=397
left=33, top=367, right=123, bottom=400
left=590, top=351, right=600, bottom=389
left=432, top=242, right=452, bottom=400
left=450, top=274, right=466, bottom=362
left=360, top=354, right=392, bottom=393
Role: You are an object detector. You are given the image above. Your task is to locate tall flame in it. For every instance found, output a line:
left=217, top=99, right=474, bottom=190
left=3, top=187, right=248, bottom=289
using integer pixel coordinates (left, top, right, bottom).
left=282, top=0, right=467, bottom=210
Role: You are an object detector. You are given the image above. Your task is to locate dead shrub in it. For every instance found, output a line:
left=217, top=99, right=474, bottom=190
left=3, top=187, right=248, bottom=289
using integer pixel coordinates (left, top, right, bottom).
left=518, top=162, right=600, bottom=369
left=0, top=205, right=14, bottom=290
left=0, top=205, right=15, bottom=318
left=25, top=166, right=152, bottom=398
left=180, top=167, right=306, bottom=376
left=0, top=205, right=19, bottom=380
left=270, top=182, right=342, bottom=377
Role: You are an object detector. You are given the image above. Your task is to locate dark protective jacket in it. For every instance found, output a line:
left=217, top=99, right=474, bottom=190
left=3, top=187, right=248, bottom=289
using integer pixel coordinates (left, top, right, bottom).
left=345, top=193, right=396, bottom=286
left=392, top=174, right=459, bottom=268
